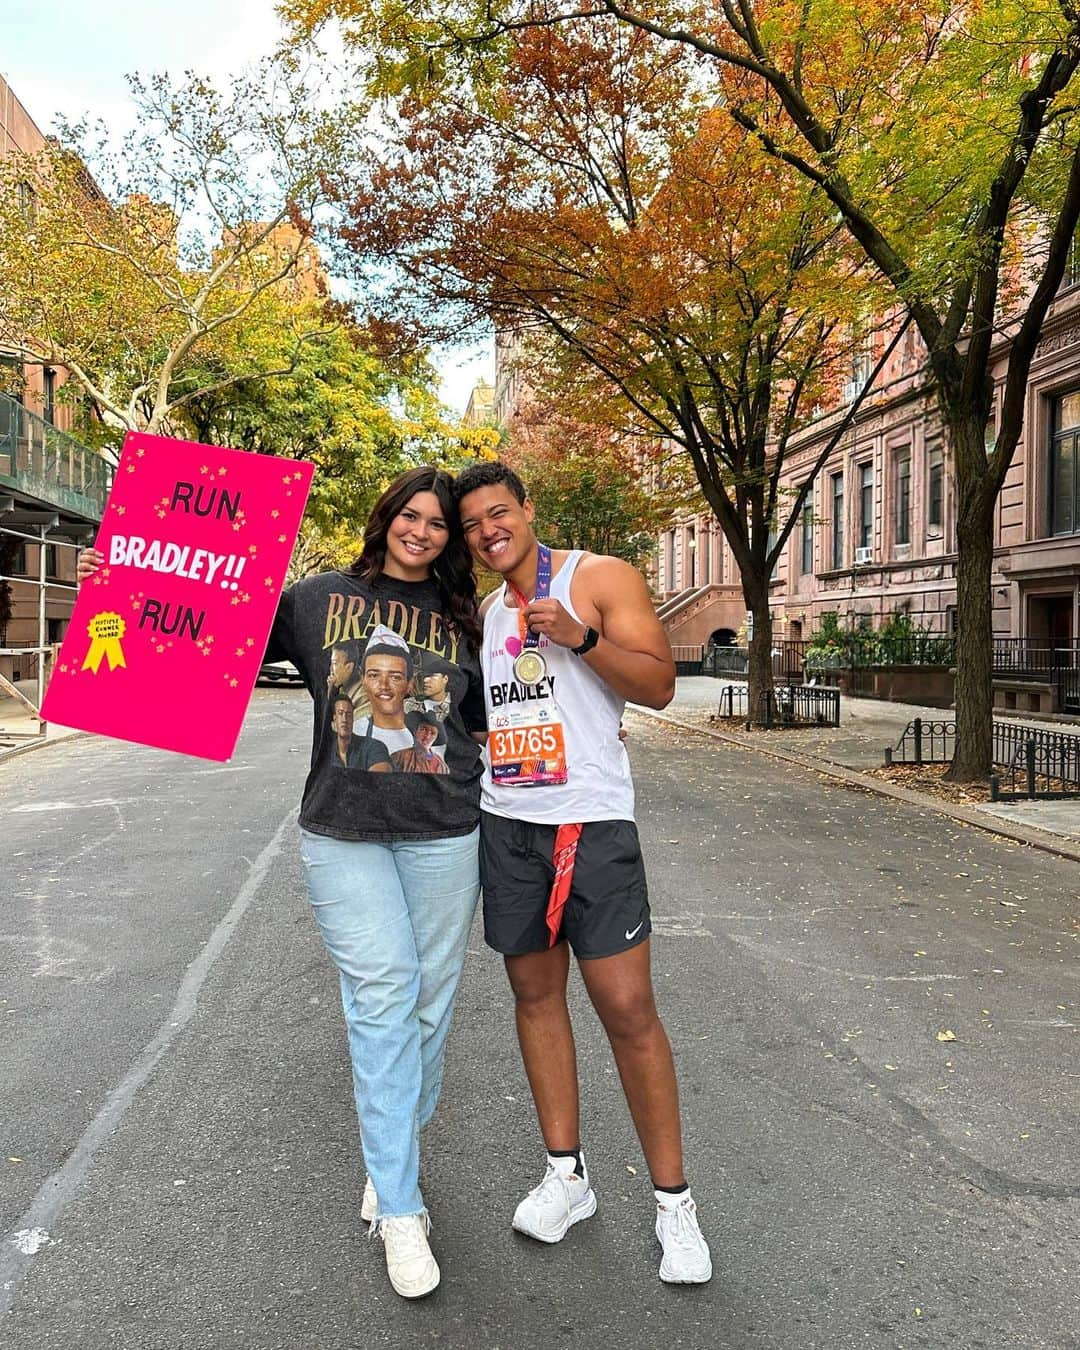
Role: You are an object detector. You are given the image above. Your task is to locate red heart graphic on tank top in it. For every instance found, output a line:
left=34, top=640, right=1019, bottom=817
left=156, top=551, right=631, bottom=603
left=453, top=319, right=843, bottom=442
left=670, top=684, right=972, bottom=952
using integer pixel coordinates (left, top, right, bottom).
left=505, top=636, right=522, bottom=657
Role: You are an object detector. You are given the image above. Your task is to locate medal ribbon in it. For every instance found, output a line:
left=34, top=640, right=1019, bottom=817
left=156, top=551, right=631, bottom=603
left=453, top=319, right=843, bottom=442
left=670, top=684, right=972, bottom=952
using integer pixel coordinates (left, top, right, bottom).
left=508, top=543, right=552, bottom=650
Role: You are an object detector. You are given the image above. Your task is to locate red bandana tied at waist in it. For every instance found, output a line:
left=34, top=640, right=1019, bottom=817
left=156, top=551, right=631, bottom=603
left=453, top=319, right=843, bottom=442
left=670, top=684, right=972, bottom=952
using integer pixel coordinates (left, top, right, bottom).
left=546, top=823, right=583, bottom=947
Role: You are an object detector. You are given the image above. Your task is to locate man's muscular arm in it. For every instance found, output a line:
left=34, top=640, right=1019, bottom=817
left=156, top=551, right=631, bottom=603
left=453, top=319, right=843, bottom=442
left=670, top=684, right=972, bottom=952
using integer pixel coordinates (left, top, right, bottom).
left=522, top=556, right=675, bottom=709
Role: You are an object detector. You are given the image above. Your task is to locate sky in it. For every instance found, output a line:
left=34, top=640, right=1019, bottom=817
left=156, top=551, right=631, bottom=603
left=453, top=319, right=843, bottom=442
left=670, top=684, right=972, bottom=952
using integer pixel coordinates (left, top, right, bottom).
left=2, top=0, right=493, bottom=415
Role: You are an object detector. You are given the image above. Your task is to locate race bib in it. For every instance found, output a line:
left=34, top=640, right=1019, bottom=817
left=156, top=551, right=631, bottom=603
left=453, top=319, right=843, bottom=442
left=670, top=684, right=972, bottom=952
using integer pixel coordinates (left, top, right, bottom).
left=489, top=703, right=567, bottom=787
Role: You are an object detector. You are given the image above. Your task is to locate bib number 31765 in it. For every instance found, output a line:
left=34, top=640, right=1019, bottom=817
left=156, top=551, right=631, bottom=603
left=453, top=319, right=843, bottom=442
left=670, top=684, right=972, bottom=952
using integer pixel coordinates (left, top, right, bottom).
left=489, top=707, right=567, bottom=787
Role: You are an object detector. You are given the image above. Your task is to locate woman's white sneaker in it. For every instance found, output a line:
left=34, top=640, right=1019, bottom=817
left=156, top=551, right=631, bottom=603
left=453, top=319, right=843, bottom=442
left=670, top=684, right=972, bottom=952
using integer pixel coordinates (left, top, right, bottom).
left=361, top=1175, right=377, bottom=1224
left=379, top=1214, right=440, bottom=1298
left=655, top=1192, right=712, bottom=1283
left=512, top=1154, right=597, bottom=1242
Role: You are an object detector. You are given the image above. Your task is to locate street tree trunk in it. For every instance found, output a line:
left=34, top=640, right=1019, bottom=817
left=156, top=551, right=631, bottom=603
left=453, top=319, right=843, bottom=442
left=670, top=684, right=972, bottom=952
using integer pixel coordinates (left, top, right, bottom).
left=743, top=572, right=774, bottom=725
left=944, top=414, right=997, bottom=782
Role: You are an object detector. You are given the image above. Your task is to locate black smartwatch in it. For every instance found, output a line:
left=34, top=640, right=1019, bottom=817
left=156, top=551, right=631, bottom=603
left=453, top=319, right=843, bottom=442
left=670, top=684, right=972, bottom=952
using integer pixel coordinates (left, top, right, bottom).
left=571, top=625, right=599, bottom=656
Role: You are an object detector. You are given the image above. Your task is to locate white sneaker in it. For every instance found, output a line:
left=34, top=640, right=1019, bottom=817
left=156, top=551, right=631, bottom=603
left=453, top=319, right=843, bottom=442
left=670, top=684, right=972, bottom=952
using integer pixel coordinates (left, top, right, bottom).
left=512, top=1154, right=597, bottom=1243
left=361, top=1175, right=377, bottom=1224
left=379, top=1213, right=440, bottom=1298
left=655, top=1192, right=712, bottom=1284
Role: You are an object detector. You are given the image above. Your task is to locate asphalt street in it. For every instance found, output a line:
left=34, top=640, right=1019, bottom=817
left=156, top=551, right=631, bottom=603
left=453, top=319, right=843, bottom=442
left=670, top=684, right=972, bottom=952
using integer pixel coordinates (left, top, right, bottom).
left=2, top=689, right=1080, bottom=1349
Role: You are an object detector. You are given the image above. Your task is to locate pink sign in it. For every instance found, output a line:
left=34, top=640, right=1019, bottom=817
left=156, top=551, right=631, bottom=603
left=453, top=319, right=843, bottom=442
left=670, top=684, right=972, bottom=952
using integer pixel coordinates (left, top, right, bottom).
left=42, top=430, right=313, bottom=761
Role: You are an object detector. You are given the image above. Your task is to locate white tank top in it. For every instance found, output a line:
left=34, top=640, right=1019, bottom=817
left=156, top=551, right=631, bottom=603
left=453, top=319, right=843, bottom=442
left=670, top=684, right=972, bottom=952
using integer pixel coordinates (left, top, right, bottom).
left=480, top=550, right=635, bottom=824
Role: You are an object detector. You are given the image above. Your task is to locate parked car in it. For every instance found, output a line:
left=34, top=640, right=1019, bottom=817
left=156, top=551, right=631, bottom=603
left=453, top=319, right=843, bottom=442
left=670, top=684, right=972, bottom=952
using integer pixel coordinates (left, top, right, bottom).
left=257, top=659, right=305, bottom=686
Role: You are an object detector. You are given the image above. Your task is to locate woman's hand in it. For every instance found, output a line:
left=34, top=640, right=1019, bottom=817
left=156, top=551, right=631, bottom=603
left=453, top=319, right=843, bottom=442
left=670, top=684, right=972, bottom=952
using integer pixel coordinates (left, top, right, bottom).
left=77, top=547, right=105, bottom=584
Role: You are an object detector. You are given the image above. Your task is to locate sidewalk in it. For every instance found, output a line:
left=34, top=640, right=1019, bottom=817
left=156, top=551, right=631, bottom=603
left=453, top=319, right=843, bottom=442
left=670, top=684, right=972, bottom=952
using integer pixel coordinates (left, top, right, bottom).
left=639, top=676, right=1080, bottom=855
left=0, top=680, right=82, bottom=765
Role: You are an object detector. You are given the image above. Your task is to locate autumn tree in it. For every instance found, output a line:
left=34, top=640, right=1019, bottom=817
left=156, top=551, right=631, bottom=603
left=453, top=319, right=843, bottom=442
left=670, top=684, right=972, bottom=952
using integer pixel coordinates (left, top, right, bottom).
left=0, top=61, right=355, bottom=439
left=286, top=0, right=1080, bottom=776
left=503, top=406, right=684, bottom=568
left=285, top=14, right=886, bottom=714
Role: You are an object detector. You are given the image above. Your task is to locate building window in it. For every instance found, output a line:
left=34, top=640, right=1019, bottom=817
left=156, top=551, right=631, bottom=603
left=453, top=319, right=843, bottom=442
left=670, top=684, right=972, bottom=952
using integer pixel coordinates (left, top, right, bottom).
left=17, top=180, right=37, bottom=225
left=8, top=543, right=28, bottom=576
left=665, top=530, right=676, bottom=588
left=43, top=369, right=56, bottom=426
left=1064, top=230, right=1080, bottom=291
left=700, top=524, right=711, bottom=585
left=1050, top=391, right=1080, bottom=536
left=858, top=462, right=873, bottom=551
left=830, top=471, right=844, bottom=569
left=894, top=449, right=911, bottom=546
left=800, top=488, right=814, bottom=575
left=687, top=524, right=696, bottom=587
left=45, top=544, right=59, bottom=578
left=928, top=442, right=944, bottom=530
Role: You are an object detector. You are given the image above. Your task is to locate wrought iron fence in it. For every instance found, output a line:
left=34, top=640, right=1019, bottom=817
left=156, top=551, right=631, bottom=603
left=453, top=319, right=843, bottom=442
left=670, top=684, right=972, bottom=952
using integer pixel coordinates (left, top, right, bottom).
left=884, top=716, right=1080, bottom=799
left=992, top=638, right=1080, bottom=678
left=716, top=682, right=840, bottom=729
left=703, top=645, right=749, bottom=677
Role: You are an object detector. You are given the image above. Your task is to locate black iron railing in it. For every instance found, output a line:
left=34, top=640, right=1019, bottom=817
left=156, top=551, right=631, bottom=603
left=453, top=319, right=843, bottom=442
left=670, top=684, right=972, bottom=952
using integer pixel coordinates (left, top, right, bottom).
left=992, top=638, right=1080, bottom=678
left=0, top=391, right=110, bottom=520
left=717, top=682, right=840, bottom=729
left=884, top=717, right=1080, bottom=798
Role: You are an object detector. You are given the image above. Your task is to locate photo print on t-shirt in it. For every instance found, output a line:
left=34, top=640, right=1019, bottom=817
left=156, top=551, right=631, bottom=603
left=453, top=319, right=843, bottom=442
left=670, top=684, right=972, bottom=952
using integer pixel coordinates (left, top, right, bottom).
left=326, top=623, right=451, bottom=774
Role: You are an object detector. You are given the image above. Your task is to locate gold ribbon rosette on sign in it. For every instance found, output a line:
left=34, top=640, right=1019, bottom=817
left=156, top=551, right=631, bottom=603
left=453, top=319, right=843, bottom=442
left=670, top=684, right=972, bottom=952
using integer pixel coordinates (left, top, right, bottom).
left=82, top=611, right=127, bottom=674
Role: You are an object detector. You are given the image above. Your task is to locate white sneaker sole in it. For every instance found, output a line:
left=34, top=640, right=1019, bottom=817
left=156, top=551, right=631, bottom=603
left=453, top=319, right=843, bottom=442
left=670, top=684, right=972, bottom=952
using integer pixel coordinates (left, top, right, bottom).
left=387, top=1264, right=441, bottom=1299
left=656, top=1222, right=713, bottom=1284
left=361, top=1178, right=377, bottom=1224
left=512, top=1188, right=597, bottom=1243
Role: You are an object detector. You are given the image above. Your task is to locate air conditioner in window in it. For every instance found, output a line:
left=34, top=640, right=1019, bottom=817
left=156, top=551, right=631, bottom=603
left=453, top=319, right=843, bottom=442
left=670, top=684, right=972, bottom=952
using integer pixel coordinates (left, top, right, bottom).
left=854, top=546, right=874, bottom=565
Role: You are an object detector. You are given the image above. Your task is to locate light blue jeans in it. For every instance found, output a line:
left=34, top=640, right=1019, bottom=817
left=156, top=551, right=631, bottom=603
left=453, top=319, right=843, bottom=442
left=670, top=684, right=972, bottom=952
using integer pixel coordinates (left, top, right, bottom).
left=299, top=826, right=480, bottom=1219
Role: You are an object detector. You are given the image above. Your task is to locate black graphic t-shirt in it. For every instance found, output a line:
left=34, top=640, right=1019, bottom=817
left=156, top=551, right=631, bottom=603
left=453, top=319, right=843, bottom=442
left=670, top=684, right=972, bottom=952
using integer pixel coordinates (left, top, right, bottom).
left=265, top=570, right=486, bottom=842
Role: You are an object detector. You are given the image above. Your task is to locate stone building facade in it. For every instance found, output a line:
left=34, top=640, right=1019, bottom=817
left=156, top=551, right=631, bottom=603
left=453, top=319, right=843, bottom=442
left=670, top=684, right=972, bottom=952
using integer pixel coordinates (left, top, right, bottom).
left=657, top=281, right=1080, bottom=658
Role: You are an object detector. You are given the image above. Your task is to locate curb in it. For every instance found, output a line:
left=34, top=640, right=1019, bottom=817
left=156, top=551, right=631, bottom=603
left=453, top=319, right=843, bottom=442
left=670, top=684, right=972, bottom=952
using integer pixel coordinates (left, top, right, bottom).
left=0, top=728, right=88, bottom=767
left=633, top=707, right=1080, bottom=868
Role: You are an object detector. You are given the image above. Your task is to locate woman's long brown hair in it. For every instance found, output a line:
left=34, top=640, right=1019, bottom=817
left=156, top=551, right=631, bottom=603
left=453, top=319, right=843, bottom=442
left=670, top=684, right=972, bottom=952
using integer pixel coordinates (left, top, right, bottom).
left=345, top=466, right=482, bottom=650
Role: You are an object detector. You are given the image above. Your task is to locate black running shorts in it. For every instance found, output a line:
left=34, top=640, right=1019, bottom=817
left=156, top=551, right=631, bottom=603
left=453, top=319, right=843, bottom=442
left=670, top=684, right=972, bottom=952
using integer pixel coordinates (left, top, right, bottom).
left=480, top=811, right=651, bottom=959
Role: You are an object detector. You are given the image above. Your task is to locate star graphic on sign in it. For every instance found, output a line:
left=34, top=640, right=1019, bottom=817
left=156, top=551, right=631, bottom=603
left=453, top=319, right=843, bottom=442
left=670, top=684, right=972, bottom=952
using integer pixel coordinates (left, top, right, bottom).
left=231, top=595, right=241, bottom=606
left=218, top=467, right=227, bottom=477
left=248, top=544, right=258, bottom=556
left=293, top=470, right=304, bottom=481
left=200, top=464, right=210, bottom=476
left=239, top=591, right=250, bottom=604
left=115, top=505, right=126, bottom=517
left=125, top=463, right=136, bottom=474
left=265, top=576, right=275, bottom=588
left=232, top=521, right=242, bottom=532
left=155, top=508, right=167, bottom=519
left=245, top=637, right=255, bottom=647
left=136, top=447, right=145, bottom=457
left=59, top=663, right=68, bottom=674
left=235, top=647, right=245, bottom=658
left=277, top=534, right=287, bottom=544
left=156, top=644, right=165, bottom=654
left=270, top=510, right=280, bottom=519
left=229, top=678, right=238, bottom=688
left=159, top=495, right=170, bottom=506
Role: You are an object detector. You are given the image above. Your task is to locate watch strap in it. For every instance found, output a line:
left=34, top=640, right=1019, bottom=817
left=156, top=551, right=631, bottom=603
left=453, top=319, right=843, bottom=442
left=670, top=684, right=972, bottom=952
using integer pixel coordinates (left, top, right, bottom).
left=571, top=625, right=599, bottom=656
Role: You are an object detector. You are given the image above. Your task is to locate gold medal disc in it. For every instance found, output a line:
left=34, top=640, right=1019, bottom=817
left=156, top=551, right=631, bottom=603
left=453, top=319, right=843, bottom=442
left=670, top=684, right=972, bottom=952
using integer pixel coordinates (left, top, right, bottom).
left=514, top=649, right=547, bottom=685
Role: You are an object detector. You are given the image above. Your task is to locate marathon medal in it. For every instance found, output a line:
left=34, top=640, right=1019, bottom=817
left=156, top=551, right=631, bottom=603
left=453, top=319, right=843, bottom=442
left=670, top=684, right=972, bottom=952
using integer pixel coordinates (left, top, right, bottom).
left=510, top=543, right=553, bottom=687
left=513, top=647, right=547, bottom=685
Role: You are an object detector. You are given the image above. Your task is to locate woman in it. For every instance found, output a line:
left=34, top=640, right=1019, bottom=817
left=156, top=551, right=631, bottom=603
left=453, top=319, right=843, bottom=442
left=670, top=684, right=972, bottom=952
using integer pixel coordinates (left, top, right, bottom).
left=79, top=466, right=485, bottom=1300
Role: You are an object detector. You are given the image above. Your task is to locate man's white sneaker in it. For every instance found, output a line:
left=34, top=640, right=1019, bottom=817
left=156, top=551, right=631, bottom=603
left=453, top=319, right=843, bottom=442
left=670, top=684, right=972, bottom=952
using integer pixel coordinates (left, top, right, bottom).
left=361, top=1175, right=377, bottom=1224
left=655, top=1192, right=712, bottom=1284
left=512, top=1154, right=597, bottom=1243
left=379, top=1213, right=440, bottom=1298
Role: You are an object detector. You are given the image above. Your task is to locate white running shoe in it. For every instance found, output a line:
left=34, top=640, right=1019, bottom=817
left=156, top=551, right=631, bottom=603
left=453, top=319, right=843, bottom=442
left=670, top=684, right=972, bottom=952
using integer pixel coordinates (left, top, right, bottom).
left=361, top=1175, right=377, bottom=1224
left=655, top=1192, right=712, bottom=1284
left=512, top=1154, right=597, bottom=1243
left=379, top=1214, right=440, bottom=1298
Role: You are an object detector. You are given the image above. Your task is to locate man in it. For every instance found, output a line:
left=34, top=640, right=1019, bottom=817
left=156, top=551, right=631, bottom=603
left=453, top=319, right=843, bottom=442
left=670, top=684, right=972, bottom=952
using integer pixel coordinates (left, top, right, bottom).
left=355, top=628, right=416, bottom=759
left=454, top=461, right=711, bottom=1285
left=327, top=640, right=366, bottom=711
left=330, top=692, right=392, bottom=772
left=392, top=710, right=450, bottom=774
left=406, top=655, right=454, bottom=723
